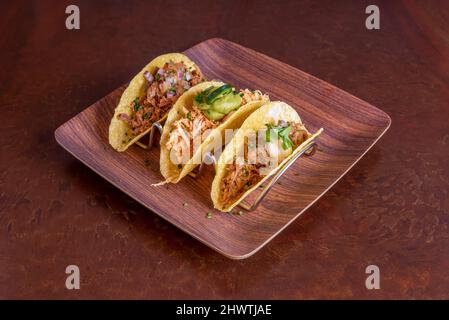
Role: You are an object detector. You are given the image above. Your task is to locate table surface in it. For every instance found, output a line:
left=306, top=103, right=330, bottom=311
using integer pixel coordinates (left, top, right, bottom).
left=1, top=0, right=448, bottom=299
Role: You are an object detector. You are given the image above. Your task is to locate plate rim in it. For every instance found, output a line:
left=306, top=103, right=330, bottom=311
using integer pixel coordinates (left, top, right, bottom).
left=55, top=38, right=392, bottom=259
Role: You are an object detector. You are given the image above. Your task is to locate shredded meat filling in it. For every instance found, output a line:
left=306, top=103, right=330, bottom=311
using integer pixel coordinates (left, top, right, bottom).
left=166, top=106, right=219, bottom=165
left=239, top=89, right=269, bottom=106
left=118, top=61, right=202, bottom=138
left=289, top=122, right=309, bottom=147
left=220, top=163, right=265, bottom=206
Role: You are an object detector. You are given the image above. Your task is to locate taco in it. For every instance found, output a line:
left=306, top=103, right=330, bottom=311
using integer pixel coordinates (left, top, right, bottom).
left=109, top=53, right=204, bottom=151
left=211, top=101, right=323, bottom=212
left=159, top=81, right=270, bottom=183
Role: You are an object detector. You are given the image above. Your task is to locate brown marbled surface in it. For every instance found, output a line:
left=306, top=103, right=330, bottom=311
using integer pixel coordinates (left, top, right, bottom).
left=1, top=0, right=448, bottom=299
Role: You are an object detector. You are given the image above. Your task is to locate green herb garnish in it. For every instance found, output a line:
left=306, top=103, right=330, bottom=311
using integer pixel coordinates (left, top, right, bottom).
left=206, top=212, right=213, bottom=219
left=155, top=73, right=161, bottom=81
left=265, top=123, right=294, bottom=150
left=133, top=98, right=141, bottom=112
left=186, top=112, right=192, bottom=121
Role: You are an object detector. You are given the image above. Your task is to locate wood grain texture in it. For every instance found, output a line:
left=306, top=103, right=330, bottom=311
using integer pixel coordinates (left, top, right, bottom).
left=3, top=0, right=449, bottom=299
left=55, top=38, right=390, bottom=259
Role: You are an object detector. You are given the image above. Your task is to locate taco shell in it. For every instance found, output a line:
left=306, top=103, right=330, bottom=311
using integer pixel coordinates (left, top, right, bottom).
left=109, top=53, right=203, bottom=152
left=211, top=101, right=323, bottom=212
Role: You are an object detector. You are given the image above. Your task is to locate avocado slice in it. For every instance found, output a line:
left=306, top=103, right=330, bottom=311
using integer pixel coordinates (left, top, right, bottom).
left=205, top=109, right=225, bottom=121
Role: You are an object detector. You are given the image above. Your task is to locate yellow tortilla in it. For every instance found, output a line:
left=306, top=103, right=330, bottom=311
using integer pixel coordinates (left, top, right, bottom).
left=211, top=101, right=323, bottom=212
left=159, top=81, right=269, bottom=183
left=109, top=53, right=203, bottom=152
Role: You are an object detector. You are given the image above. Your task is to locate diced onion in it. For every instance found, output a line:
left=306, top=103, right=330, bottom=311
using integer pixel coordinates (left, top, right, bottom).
left=143, top=71, right=153, bottom=83
left=185, top=72, right=192, bottom=81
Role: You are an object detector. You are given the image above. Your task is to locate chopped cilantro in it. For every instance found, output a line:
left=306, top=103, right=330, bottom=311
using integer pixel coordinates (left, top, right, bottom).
left=133, top=98, right=141, bottom=112
left=231, top=210, right=245, bottom=216
left=194, top=86, right=215, bottom=104
left=265, top=123, right=294, bottom=150
left=194, top=94, right=202, bottom=104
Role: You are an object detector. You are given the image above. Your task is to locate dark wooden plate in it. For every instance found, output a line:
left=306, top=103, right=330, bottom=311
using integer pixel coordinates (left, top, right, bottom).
left=55, top=38, right=391, bottom=259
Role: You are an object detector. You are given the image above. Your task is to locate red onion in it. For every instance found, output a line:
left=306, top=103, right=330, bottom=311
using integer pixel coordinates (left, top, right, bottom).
left=143, top=71, right=153, bottom=83
left=167, top=92, right=174, bottom=99
left=178, top=71, right=183, bottom=79
left=157, top=68, right=164, bottom=75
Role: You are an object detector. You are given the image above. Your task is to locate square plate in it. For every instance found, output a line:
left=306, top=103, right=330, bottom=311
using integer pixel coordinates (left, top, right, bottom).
left=55, top=38, right=391, bottom=259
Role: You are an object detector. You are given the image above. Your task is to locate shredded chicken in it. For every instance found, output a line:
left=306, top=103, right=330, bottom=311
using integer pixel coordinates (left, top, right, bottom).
left=118, top=61, right=202, bottom=138
left=220, top=163, right=265, bottom=206
left=166, top=106, right=219, bottom=165
left=239, top=89, right=269, bottom=105
left=289, top=122, right=308, bottom=147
